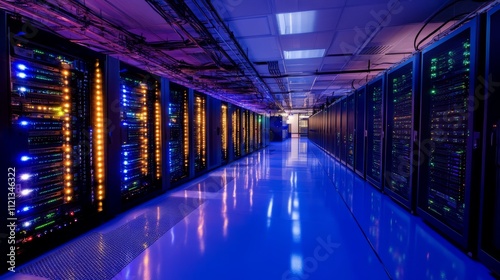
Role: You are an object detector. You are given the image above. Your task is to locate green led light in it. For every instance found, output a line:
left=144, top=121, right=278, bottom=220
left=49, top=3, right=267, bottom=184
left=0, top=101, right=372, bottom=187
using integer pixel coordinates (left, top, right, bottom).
left=430, top=89, right=437, bottom=95
left=34, top=220, right=56, bottom=231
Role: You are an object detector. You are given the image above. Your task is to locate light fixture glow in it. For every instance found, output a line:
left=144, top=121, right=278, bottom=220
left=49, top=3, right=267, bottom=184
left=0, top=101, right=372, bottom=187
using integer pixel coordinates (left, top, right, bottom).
left=284, top=49, right=325, bottom=60
left=276, top=11, right=317, bottom=35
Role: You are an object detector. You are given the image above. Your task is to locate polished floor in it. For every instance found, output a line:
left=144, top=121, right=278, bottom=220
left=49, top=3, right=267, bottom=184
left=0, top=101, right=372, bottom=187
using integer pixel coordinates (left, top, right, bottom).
left=2, top=138, right=495, bottom=280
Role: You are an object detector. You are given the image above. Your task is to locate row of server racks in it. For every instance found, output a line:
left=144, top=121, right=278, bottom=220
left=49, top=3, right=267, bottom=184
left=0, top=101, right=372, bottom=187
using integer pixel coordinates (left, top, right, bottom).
left=0, top=13, right=270, bottom=269
left=309, top=7, right=500, bottom=276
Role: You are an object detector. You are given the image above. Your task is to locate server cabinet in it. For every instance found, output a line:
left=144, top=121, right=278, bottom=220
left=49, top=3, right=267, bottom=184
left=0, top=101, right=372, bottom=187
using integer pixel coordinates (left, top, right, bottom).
left=347, top=94, right=356, bottom=170
left=479, top=5, right=500, bottom=275
left=193, top=92, right=207, bottom=173
left=325, top=105, right=332, bottom=154
left=257, top=114, right=263, bottom=149
left=3, top=17, right=102, bottom=258
left=118, top=65, right=162, bottom=202
left=355, top=87, right=366, bottom=178
left=249, top=112, right=255, bottom=152
left=366, top=75, right=385, bottom=190
left=417, top=18, right=482, bottom=252
left=263, top=115, right=270, bottom=147
left=168, top=82, right=189, bottom=184
left=335, top=102, right=342, bottom=159
left=331, top=104, right=337, bottom=156
left=340, top=98, right=348, bottom=164
left=207, top=97, right=222, bottom=169
left=242, top=110, right=248, bottom=155
left=232, top=107, right=241, bottom=158
left=384, top=54, right=420, bottom=212
left=221, top=103, right=229, bottom=163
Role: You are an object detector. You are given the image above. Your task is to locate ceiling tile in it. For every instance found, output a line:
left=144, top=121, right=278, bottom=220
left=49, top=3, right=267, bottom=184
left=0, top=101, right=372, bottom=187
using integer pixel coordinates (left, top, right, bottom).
left=279, top=32, right=335, bottom=51
left=229, top=17, right=272, bottom=37
left=239, top=37, right=281, bottom=61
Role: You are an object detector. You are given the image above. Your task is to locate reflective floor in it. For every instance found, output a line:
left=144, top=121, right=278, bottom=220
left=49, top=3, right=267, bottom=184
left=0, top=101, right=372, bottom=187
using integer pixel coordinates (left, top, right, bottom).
left=2, top=138, right=494, bottom=280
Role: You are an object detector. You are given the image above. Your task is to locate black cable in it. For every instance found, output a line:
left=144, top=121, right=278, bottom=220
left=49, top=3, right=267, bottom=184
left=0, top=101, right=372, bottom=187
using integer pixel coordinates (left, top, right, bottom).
left=413, top=0, right=465, bottom=51
left=416, top=12, right=470, bottom=50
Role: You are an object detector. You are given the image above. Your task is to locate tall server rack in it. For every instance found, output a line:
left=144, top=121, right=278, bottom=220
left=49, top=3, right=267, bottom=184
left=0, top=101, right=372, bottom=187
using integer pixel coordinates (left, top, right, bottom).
left=366, top=75, right=385, bottom=189
left=384, top=55, right=420, bottom=212
left=417, top=18, right=482, bottom=252
left=168, top=83, right=189, bottom=185
left=232, top=107, right=241, bottom=158
left=328, top=105, right=334, bottom=154
left=119, top=67, right=162, bottom=202
left=221, top=103, right=229, bottom=163
left=331, top=104, right=337, bottom=156
left=340, top=98, right=348, bottom=164
left=355, top=87, right=366, bottom=178
left=250, top=112, right=255, bottom=152
left=335, top=102, right=341, bottom=160
left=2, top=16, right=102, bottom=258
left=479, top=5, right=500, bottom=275
left=242, top=110, right=248, bottom=155
left=347, top=94, right=356, bottom=170
left=257, top=114, right=262, bottom=149
left=193, top=92, right=207, bottom=173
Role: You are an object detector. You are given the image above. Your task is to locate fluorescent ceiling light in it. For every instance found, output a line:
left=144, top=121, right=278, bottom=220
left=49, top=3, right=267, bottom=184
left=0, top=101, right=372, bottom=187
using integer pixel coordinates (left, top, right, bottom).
left=276, top=11, right=317, bottom=35
left=284, top=49, right=325, bottom=60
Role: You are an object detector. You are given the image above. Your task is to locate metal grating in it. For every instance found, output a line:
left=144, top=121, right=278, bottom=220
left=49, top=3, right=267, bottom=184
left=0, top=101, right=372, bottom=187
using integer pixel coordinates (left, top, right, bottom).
left=17, top=196, right=206, bottom=280
left=359, top=45, right=392, bottom=55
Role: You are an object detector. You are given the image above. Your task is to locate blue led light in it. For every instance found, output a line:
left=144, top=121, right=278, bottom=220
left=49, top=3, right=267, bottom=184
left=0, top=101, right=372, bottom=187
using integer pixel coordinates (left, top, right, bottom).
left=123, top=89, right=127, bottom=93
left=123, top=122, right=128, bottom=126
left=23, top=221, right=31, bottom=228
left=124, top=152, right=128, bottom=156
left=20, top=173, right=31, bottom=181
left=124, top=170, right=128, bottom=174
left=20, top=156, right=31, bottom=162
left=124, top=177, right=128, bottom=181
left=19, top=87, right=27, bottom=92
left=20, top=120, right=28, bottom=126
left=17, top=64, right=27, bottom=71
left=17, top=72, right=27, bottom=79
left=22, top=206, right=30, bottom=212
left=124, top=161, right=128, bottom=165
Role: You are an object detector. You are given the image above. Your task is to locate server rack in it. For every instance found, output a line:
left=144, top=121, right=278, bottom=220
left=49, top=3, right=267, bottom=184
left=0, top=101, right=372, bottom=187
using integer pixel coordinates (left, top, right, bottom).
left=340, top=98, right=348, bottom=164
left=355, top=87, right=366, bottom=178
left=257, top=114, right=263, bottom=149
left=335, top=102, right=342, bottom=159
left=324, top=105, right=330, bottom=154
left=249, top=112, right=255, bottom=152
left=168, top=82, right=189, bottom=184
left=347, top=94, right=356, bottom=170
left=242, top=109, right=248, bottom=155
left=232, top=107, right=241, bottom=158
left=193, top=92, right=207, bottom=173
left=206, top=97, right=221, bottom=169
left=221, top=103, right=229, bottom=163
left=479, top=5, right=500, bottom=274
left=384, top=54, right=420, bottom=212
left=417, top=18, right=482, bottom=252
left=331, top=104, right=337, bottom=156
left=3, top=17, right=102, bottom=258
left=366, top=75, right=385, bottom=190
left=119, top=66, right=162, bottom=202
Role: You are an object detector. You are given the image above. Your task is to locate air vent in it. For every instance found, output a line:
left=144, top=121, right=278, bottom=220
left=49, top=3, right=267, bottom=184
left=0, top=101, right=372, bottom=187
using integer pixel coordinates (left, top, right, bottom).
left=359, top=45, right=392, bottom=55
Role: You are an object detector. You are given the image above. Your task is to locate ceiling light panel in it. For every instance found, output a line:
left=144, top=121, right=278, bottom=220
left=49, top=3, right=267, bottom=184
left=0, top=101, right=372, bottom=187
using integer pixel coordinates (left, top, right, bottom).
left=277, top=11, right=317, bottom=35
left=284, top=49, right=325, bottom=60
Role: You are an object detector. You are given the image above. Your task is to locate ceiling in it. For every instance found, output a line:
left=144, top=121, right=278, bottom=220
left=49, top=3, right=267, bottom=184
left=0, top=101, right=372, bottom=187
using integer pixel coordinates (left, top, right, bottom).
left=0, top=0, right=495, bottom=114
